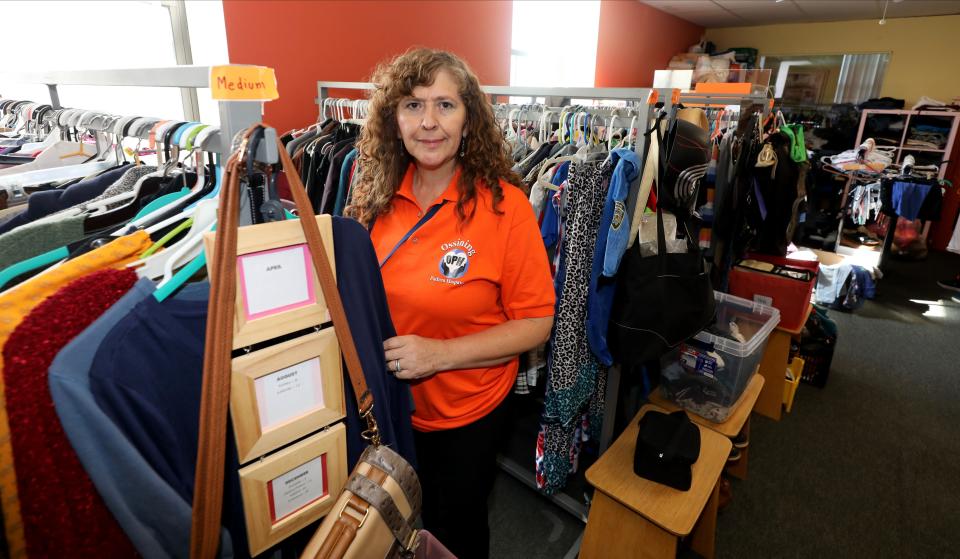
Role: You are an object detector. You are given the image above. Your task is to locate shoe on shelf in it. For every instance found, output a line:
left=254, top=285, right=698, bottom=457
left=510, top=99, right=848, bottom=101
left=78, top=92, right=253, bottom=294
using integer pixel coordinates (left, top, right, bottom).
left=937, top=276, right=960, bottom=292
left=726, top=448, right=742, bottom=463
left=732, top=431, right=749, bottom=449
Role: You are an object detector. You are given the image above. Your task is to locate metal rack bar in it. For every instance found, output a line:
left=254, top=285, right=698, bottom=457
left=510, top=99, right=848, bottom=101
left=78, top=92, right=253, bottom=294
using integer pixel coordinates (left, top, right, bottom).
left=317, top=81, right=667, bottom=106
left=0, top=66, right=212, bottom=89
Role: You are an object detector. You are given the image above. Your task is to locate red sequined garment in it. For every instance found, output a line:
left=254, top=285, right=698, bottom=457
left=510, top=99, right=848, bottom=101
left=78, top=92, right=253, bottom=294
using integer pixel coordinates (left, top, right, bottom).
left=3, top=268, right=139, bottom=558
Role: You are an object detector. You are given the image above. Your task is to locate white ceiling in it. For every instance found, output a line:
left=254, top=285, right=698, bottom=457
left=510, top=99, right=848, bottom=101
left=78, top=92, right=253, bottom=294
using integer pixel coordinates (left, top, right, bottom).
left=641, top=0, right=960, bottom=27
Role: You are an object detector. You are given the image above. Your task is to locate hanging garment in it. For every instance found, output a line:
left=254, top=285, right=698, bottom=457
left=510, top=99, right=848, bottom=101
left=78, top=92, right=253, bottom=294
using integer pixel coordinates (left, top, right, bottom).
left=0, top=163, right=130, bottom=235
left=528, top=165, right=555, bottom=221
left=891, top=181, right=933, bottom=221
left=332, top=148, right=358, bottom=217
left=710, top=129, right=737, bottom=241
left=87, top=218, right=415, bottom=557
left=49, top=278, right=234, bottom=559
left=586, top=149, right=641, bottom=366
left=73, top=165, right=158, bottom=211
left=540, top=161, right=570, bottom=250
left=3, top=268, right=139, bottom=559
left=0, top=214, right=86, bottom=269
left=539, top=159, right=610, bottom=493
left=87, top=280, right=260, bottom=557
left=750, top=131, right=799, bottom=256
left=0, top=230, right=150, bottom=559
left=320, top=140, right=355, bottom=214
left=600, top=148, right=643, bottom=277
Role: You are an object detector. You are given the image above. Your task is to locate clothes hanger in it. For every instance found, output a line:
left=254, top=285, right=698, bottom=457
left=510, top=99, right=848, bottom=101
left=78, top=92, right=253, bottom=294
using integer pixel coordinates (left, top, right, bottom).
left=128, top=196, right=217, bottom=281
left=152, top=125, right=262, bottom=302
left=122, top=123, right=221, bottom=228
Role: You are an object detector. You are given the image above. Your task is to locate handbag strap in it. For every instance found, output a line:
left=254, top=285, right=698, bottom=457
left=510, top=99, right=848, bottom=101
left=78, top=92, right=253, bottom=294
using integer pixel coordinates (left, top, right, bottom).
left=375, top=200, right=448, bottom=268
left=190, top=125, right=381, bottom=559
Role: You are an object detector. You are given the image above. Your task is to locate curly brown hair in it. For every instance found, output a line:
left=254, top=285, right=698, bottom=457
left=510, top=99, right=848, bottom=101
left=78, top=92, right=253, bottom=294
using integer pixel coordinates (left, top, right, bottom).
left=346, top=47, right=522, bottom=227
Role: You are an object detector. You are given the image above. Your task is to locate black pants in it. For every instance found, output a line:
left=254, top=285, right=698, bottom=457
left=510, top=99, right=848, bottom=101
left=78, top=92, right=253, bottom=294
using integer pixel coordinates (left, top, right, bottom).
left=413, top=397, right=511, bottom=559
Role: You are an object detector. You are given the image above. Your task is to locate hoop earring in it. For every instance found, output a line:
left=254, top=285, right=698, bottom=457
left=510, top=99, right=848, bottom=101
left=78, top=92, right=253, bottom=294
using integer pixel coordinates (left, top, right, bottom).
left=459, top=138, right=466, bottom=158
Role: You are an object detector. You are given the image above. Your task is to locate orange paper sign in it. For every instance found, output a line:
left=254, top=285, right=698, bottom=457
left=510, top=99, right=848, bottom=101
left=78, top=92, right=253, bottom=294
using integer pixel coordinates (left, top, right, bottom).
left=210, top=66, right=279, bottom=101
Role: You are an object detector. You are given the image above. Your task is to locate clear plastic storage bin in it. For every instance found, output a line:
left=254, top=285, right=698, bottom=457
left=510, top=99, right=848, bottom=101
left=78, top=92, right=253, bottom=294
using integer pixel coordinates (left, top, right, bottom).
left=660, top=292, right=780, bottom=423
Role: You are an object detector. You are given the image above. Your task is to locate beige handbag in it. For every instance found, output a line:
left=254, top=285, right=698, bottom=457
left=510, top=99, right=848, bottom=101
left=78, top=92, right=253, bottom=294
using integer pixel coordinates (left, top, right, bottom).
left=190, top=124, right=422, bottom=559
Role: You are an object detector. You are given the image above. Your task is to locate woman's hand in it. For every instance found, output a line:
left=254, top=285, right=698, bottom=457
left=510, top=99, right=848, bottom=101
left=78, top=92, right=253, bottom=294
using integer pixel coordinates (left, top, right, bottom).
left=384, top=335, right=447, bottom=380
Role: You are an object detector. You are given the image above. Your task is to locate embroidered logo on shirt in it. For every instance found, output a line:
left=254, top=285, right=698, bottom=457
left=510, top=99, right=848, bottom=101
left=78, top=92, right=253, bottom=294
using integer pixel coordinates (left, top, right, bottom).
left=611, top=200, right=625, bottom=230
left=438, top=248, right=469, bottom=279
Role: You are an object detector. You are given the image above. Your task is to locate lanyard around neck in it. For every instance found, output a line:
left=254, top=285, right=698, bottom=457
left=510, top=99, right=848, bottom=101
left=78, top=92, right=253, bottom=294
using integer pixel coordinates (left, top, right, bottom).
left=376, top=200, right=449, bottom=268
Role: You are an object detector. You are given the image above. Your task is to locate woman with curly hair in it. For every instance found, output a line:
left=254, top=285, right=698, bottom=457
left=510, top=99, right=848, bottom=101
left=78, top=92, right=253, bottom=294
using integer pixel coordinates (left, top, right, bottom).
left=347, top=48, right=555, bottom=558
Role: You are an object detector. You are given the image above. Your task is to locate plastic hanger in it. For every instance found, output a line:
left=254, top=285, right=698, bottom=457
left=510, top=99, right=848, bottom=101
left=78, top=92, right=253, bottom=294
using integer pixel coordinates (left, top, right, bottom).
left=129, top=197, right=218, bottom=280
left=139, top=216, right=194, bottom=258
left=0, top=247, right=69, bottom=291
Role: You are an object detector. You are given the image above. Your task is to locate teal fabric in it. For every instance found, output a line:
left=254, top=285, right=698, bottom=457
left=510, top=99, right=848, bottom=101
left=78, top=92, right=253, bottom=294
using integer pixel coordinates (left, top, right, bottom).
left=133, top=188, right=190, bottom=221
left=0, top=246, right=69, bottom=290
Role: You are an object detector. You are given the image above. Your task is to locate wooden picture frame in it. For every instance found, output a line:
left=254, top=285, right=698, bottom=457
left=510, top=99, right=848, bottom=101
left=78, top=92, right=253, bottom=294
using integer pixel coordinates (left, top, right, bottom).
left=238, top=424, right=347, bottom=557
left=231, top=328, right=345, bottom=463
left=203, top=215, right=336, bottom=349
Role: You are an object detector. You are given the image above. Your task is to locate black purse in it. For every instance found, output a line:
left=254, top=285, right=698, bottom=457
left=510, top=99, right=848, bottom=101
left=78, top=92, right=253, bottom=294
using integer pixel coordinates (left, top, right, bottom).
left=609, top=118, right=717, bottom=367
left=633, top=410, right=701, bottom=491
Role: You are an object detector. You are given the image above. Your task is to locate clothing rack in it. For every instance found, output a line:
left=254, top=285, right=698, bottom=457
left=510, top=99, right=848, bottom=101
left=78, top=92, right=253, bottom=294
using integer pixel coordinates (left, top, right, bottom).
left=0, top=65, right=277, bottom=206
left=315, top=80, right=678, bottom=523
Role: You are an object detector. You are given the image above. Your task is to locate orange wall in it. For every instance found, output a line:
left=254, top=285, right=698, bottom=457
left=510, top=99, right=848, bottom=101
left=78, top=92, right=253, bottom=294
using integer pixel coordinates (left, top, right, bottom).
left=595, top=1, right=703, bottom=87
left=222, top=0, right=513, bottom=133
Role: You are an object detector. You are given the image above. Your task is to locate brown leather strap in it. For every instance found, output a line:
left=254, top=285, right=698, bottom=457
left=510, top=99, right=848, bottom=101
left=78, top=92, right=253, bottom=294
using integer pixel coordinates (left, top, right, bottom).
left=191, top=149, right=244, bottom=559
left=274, top=136, right=374, bottom=416
left=316, top=511, right=361, bottom=559
left=191, top=125, right=378, bottom=558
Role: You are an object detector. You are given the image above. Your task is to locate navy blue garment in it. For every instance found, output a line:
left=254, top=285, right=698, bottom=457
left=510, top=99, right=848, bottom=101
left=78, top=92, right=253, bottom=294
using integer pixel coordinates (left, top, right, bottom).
left=891, top=180, right=933, bottom=221
left=540, top=161, right=569, bottom=250
left=0, top=164, right=130, bottom=234
left=89, top=217, right=415, bottom=557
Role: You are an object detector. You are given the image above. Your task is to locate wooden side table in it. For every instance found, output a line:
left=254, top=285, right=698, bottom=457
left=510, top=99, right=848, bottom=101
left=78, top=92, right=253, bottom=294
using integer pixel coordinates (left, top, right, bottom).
left=755, top=304, right=811, bottom=421
left=648, top=372, right=764, bottom=480
left=582, top=405, right=732, bottom=559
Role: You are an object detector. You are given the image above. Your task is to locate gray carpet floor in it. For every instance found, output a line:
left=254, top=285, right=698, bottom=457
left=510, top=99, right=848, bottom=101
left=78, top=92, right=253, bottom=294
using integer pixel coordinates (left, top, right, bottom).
left=488, top=250, right=960, bottom=558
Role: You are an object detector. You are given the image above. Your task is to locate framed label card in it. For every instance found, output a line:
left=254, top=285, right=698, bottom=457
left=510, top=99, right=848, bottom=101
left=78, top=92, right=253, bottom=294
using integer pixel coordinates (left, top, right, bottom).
left=203, top=215, right=336, bottom=348
left=231, top=328, right=345, bottom=463
left=237, top=244, right=315, bottom=321
left=239, top=425, right=347, bottom=557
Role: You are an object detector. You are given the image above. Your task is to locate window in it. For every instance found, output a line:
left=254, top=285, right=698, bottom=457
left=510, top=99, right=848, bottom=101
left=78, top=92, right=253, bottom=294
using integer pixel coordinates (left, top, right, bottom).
left=0, top=1, right=229, bottom=124
left=509, top=1, right=601, bottom=104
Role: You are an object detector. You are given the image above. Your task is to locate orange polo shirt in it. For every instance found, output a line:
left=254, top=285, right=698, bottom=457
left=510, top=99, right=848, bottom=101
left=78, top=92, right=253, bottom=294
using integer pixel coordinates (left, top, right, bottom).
left=371, top=165, right=555, bottom=431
